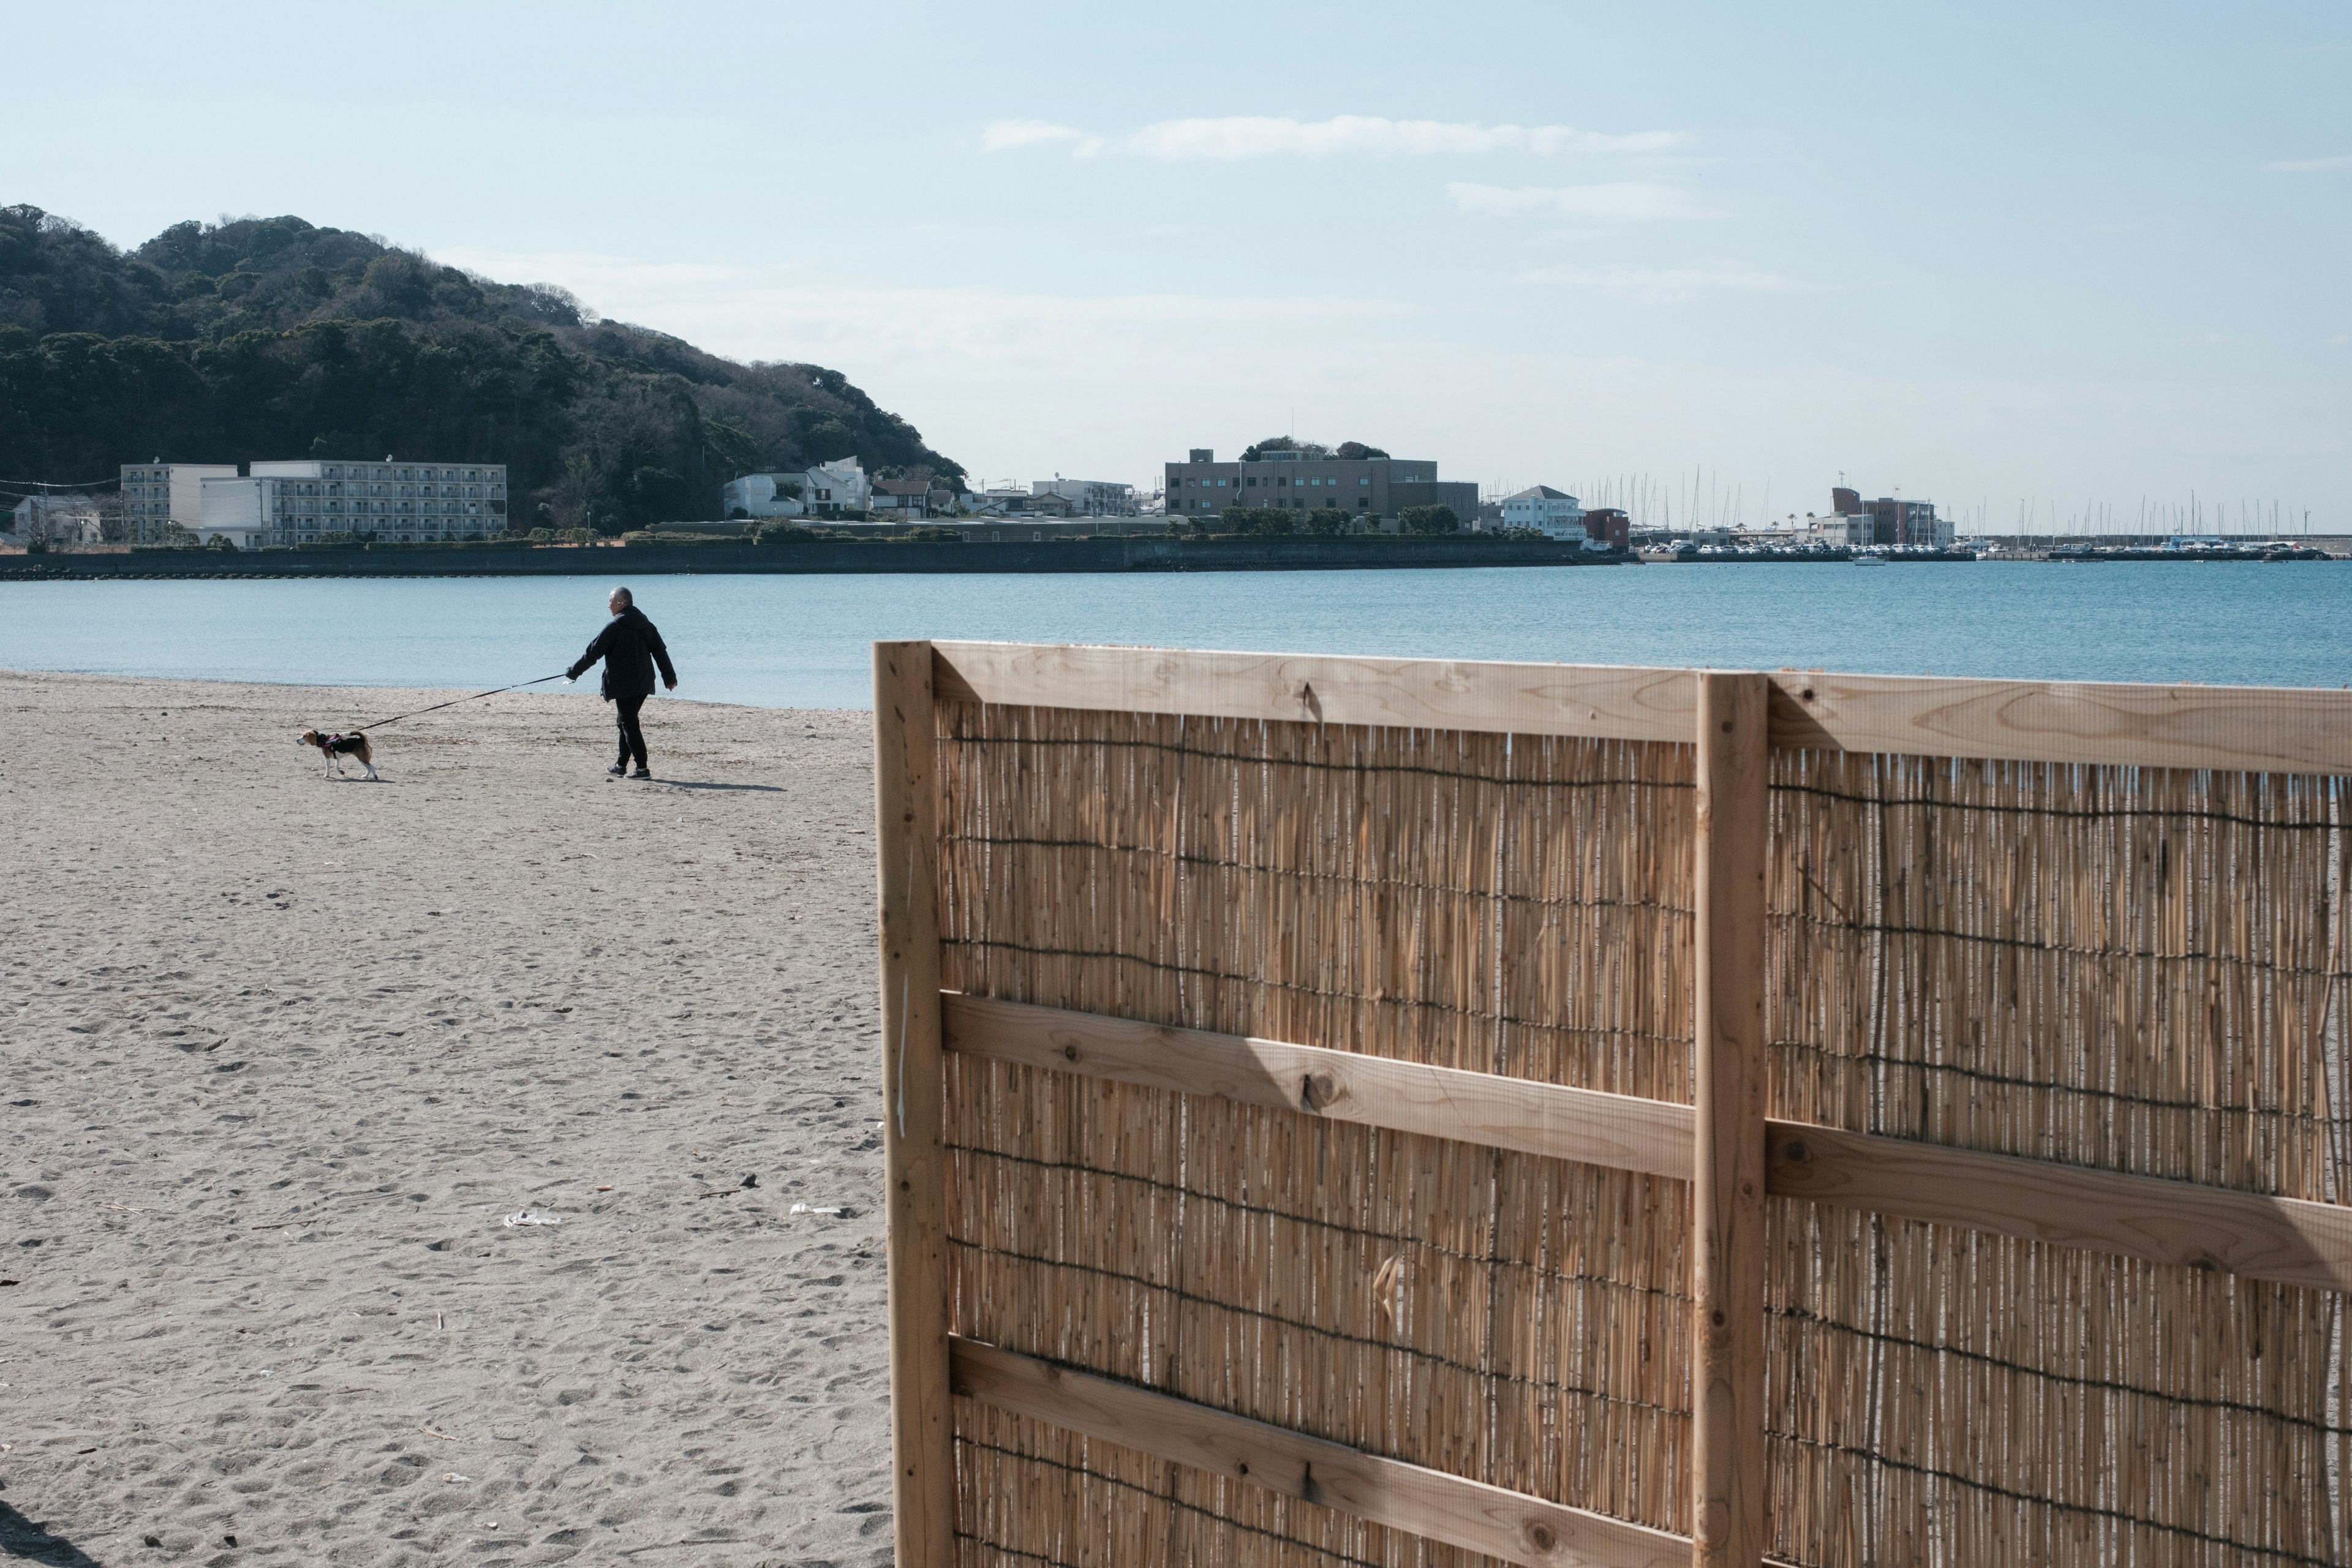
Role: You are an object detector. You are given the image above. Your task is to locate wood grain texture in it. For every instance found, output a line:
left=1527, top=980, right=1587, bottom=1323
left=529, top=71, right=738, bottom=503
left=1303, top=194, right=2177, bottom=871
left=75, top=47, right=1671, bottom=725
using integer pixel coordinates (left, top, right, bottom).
left=1692, top=673, right=1770, bottom=1568
left=873, top=640, right=956, bottom=1568
left=1767, top=668, right=2352, bottom=772
left=1766, top=1122, right=2352, bottom=1294
left=930, top=638, right=2352, bottom=772
left=950, top=1336, right=1692, bottom=1568
left=940, top=993, right=2352, bottom=1294
left=941, top=992, right=1697, bottom=1180
left=932, top=639, right=1698, bottom=743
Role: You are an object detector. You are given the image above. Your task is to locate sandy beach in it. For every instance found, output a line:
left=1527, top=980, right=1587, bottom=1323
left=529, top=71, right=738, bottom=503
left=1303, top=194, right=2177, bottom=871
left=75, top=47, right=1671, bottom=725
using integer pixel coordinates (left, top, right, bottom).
left=0, top=670, right=891, bottom=1567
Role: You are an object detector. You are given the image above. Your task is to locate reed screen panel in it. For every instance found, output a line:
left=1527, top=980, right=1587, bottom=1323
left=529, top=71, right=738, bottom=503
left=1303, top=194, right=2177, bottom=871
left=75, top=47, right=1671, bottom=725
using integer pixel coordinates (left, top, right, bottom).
left=935, top=700, right=1700, bottom=1566
left=1763, top=752, right=2352, bottom=1568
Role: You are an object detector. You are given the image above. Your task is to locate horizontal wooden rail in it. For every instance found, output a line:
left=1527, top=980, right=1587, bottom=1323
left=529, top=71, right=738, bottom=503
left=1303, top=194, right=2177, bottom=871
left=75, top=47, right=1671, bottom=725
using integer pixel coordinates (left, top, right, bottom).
left=932, top=641, right=1698, bottom=745
left=951, top=1335, right=1690, bottom=1568
left=943, top=995, right=2352, bottom=1294
left=1767, top=1123, right=2352, bottom=1295
left=943, top=993, right=1695, bottom=1180
left=928, top=641, right=2352, bottom=773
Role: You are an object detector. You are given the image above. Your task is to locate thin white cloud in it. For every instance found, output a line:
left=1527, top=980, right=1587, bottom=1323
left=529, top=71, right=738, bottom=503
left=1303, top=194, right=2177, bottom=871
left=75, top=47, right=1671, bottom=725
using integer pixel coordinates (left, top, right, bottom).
left=1518, top=260, right=1801, bottom=302
left=982, top=114, right=1681, bottom=160
left=1449, top=181, right=1723, bottom=222
left=2264, top=153, right=2352, bottom=172
left=979, top=119, right=1098, bottom=154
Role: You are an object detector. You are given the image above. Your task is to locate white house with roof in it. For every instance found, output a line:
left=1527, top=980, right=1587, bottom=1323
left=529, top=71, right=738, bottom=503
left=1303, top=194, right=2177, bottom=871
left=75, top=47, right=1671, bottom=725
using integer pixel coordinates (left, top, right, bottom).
left=7, top=493, right=106, bottom=545
left=723, top=459, right=871, bottom=519
left=1498, top=485, right=1587, bottom=540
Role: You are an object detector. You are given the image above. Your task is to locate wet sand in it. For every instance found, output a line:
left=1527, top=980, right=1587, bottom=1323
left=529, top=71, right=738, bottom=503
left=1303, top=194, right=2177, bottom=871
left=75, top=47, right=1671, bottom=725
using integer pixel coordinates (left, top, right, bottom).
left=0, top=671, right=891, bottom=1567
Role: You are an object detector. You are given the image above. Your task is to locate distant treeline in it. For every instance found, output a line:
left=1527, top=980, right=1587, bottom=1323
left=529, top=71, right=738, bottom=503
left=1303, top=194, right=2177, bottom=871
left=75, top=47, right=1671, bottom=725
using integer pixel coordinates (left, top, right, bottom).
left=0, top=205, right=963, bottom=532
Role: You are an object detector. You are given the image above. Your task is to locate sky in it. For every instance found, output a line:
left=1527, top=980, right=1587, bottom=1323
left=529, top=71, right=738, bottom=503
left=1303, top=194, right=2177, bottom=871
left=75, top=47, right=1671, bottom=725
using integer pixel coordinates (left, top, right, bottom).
left=6, top=0, right=2346, bottom=532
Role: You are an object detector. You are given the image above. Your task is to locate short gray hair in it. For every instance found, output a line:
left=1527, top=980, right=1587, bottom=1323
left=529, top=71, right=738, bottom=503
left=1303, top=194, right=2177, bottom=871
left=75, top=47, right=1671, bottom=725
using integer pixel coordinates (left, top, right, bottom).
left=609, top=586, right=633, bottom=607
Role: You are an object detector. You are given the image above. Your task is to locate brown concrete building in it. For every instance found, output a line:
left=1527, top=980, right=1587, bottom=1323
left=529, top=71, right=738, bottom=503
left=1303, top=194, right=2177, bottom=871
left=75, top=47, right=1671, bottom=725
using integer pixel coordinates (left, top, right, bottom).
left=1164, top=447, right=1478, bottom=530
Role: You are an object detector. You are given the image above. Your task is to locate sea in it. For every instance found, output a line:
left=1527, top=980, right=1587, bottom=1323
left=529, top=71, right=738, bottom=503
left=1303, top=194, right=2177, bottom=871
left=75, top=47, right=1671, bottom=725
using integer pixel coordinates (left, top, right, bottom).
left=1, top=562, right=2346, bottom=709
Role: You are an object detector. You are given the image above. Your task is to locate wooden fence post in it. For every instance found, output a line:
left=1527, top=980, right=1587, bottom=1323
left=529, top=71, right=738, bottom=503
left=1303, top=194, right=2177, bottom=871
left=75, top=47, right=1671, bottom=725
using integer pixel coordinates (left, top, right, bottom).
left=875, top=639, right=956, bottom=1567
left=1692, top=670, right=1770, bottom=1568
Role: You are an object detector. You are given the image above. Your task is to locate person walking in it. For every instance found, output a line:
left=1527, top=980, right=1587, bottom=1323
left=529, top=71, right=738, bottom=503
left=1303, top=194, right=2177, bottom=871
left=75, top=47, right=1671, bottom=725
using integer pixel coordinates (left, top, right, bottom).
left=566, top=586, right=677, bottom=778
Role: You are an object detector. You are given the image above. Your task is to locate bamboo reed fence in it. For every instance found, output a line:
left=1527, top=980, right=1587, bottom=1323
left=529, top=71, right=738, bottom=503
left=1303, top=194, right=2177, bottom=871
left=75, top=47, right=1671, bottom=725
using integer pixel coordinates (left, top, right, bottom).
left=874, top=642, right=2352, bottom=1568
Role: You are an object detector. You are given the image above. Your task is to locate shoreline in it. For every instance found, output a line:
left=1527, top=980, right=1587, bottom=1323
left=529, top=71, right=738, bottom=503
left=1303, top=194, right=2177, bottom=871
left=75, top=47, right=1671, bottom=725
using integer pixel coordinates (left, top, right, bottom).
left=0, top=535, right=1620, bottom=581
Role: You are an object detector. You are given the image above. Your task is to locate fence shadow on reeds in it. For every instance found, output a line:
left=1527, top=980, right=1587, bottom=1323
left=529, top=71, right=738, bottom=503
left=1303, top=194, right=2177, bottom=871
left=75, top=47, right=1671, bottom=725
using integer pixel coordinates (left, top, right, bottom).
left=874, top=641, right=2352, bottom=1568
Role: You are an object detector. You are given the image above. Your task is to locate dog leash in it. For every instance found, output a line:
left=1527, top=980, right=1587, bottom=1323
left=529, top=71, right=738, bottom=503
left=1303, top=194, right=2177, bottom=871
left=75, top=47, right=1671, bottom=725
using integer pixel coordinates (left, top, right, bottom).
left=347, top=673, right=568, bottom=732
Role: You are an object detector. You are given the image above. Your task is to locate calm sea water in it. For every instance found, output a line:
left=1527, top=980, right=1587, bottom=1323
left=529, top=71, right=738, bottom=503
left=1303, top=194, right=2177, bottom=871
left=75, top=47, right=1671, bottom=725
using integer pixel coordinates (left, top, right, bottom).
left=1, top=563, right=2346, bottom=709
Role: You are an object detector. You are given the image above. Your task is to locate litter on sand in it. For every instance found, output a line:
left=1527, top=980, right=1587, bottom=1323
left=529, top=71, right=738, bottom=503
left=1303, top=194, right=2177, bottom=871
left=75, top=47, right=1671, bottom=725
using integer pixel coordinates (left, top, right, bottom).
left=443, top=1472, right=471, bottom=1483
left=790, top=1202, right=842, bottom=1216
left=502, top=1210, right=562, bottom=1227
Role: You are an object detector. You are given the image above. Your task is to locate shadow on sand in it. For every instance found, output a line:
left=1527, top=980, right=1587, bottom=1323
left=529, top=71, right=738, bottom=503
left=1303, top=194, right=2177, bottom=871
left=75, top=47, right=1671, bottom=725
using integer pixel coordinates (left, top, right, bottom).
left=0, top=1498, right=105, bottom=1567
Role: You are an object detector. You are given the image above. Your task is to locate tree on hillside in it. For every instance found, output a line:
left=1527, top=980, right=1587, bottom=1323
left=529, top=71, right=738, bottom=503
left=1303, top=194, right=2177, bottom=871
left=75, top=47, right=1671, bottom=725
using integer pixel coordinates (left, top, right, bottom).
left=1401, top=504, right=1458, bottom=535
left=0, top=205, right=966, bottom=529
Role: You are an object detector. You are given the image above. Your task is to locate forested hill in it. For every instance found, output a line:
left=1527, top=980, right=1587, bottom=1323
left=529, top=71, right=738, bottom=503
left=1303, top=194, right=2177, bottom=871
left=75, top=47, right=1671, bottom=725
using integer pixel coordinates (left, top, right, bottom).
left=0, top=206, right=963, bottom=530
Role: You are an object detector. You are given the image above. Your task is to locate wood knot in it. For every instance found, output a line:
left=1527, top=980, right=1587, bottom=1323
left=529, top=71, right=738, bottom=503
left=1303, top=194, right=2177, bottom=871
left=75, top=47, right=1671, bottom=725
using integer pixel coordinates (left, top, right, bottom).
left=1525, top=1521, right=1557, bottom=1553
left=1780, top=1139, right=1809, bottom=1163
left=1062, top=1044, right=1080, bottom=1062
left=1299, top=1072, right=1339, bottom=1113
left=1800, top=687, right=1816, bottom=703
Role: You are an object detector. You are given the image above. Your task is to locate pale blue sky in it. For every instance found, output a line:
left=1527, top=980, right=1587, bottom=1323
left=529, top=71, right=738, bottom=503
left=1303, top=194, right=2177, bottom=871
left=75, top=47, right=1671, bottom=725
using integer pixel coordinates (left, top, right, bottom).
left=8, top=1, right=2345, bottom=530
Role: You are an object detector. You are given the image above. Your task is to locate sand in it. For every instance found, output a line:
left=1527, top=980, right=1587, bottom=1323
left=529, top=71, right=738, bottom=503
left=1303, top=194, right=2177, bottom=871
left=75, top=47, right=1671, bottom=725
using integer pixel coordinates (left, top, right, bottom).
left=0, top=670, right=893, bottom=1567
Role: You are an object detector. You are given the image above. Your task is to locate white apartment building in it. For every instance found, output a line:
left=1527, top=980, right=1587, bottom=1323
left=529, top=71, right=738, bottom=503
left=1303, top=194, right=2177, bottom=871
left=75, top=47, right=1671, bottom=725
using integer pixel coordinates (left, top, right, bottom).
left=1498, top=485, right=1587, bottom=540
left=721, top=459, right=870, bottom=519
left=119, top=462, right=238, bottom=541
left=193, top=477, right=271, bottom=550
left=225, top=459, right=509, bottom=545
left=1031, top=478, right=1137, bottom=516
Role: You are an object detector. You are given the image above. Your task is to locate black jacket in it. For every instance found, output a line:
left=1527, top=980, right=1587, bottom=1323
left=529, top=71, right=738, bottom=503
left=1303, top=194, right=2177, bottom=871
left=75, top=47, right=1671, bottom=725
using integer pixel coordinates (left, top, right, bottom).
left=568, top=605, right=676, bottom=700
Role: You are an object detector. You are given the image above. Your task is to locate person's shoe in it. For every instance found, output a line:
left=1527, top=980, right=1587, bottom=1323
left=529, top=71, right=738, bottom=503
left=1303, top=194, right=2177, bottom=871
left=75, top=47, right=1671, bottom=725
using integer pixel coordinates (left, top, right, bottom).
left=607, top=763, right=627, bottom=776
left=630, top=767, right=652, bottom=780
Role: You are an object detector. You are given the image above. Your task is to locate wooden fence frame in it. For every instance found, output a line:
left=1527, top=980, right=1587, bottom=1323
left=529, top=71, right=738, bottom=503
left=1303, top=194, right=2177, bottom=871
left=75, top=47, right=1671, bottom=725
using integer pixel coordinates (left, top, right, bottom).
left=876, top=639, right=2352, bottom=1568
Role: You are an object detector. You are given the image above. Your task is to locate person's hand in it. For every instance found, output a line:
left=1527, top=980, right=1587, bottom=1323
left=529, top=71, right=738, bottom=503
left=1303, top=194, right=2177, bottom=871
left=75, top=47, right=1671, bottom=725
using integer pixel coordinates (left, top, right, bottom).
left=665, top=679, right=677, bottom=692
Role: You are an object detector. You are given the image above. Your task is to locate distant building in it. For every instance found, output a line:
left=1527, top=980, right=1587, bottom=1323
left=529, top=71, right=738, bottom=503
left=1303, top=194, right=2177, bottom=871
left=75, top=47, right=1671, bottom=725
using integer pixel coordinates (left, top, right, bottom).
left=195, top=459, right=509, bottom=546
left=723, top=459, right=870, bottom=519
left=7, top=493, right=105, bottom=546
left=1031, top=478, right=1137, bottom=516
left=1498, top=485, right=1587, bottom=540
left=872, top=478, right=932, bottom=519
left=1163, top=447, right=1476, bottom=531
left=1581, top=508, right=1631, bottom=551
left=721, top=472, right=806, bottom=518
left=119, top=462, right=236, bottom=541
left=1822, top=484, right=1951, bottom=548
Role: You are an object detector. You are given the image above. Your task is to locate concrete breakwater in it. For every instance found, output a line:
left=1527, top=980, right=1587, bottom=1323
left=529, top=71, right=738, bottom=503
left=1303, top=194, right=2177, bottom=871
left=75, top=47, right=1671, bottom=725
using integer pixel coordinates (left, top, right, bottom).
left=0, top=535, right=1618, bottom=581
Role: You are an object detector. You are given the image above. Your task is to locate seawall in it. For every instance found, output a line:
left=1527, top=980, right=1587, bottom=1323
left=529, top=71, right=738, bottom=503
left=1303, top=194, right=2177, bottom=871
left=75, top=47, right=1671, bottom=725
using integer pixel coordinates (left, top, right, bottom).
left=0, top=537, right=1619, bottom=581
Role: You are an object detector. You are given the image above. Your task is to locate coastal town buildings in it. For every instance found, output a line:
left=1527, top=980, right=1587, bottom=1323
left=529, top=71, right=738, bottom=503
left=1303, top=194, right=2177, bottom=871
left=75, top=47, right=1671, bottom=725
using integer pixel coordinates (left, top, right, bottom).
left=7, top=492, right=106, bottom=545
left=722, top=459, right=872, bottom=519
left=1581, top=508, right=1632, bottom=551
left=1822, top=484, right=1953, bottom=548
left=119, top=462, right=237, bottom=541
left=872, top=478, right=932, bottom=518
left=189, top=459, right=510, bottom=547
left=1498, top=485, right=1587, bottom=539
left=1031, top=478, right=1137, bottom=516
left=1163, top=447, right=1477, bottom=530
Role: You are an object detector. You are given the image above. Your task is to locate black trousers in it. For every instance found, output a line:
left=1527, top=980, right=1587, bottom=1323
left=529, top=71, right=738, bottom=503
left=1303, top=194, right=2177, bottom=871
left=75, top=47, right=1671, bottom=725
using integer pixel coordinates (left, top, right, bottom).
left=614, top=692, right=649, bottom=769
